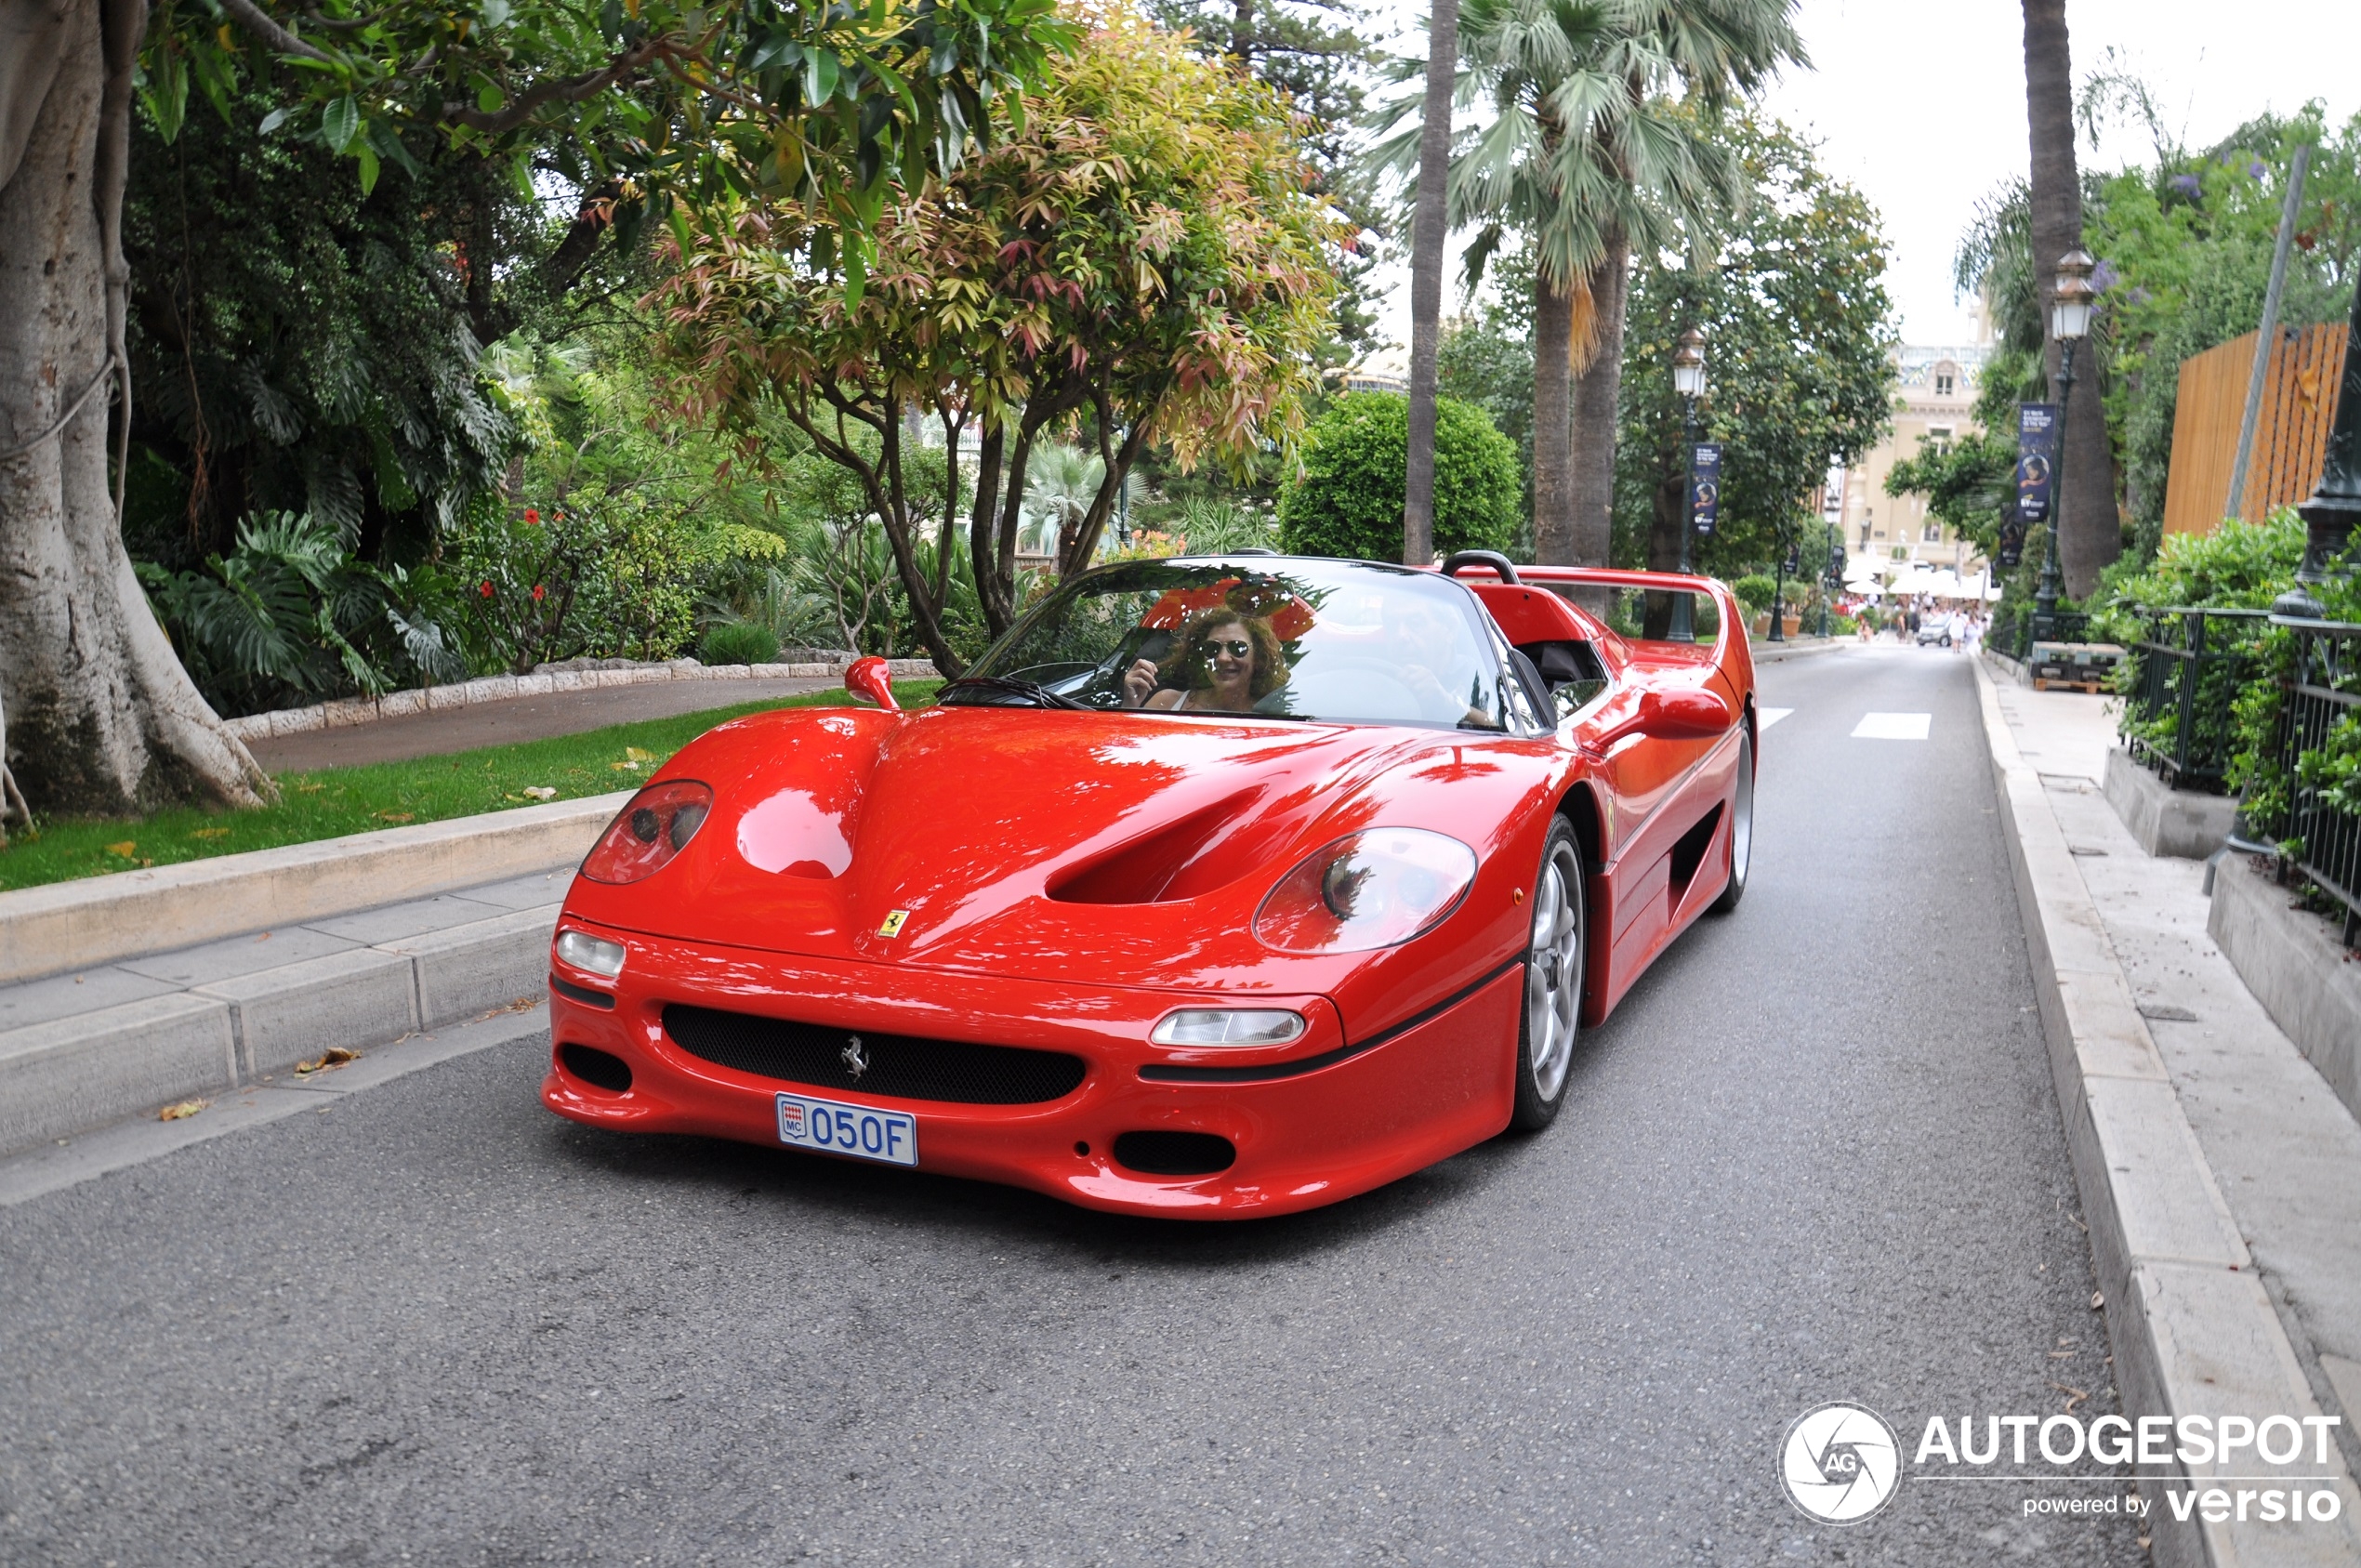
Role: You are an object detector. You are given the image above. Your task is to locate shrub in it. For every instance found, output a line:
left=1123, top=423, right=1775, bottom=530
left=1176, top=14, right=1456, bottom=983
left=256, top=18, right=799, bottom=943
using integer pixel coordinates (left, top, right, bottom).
left=1730, top=574, right=1779, bottom=613
left=699, top=621, right=782, bottom=666
left=1278, top=393, right=1520, bottom=561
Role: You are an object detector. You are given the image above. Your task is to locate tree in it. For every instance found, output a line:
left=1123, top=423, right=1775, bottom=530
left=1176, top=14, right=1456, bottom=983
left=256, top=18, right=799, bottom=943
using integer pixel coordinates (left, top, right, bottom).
left=1612, top=117, right=1894, bottom=584
left=653, top=14, right=1347, bottom=673
left=2020, top=0, right=2115, bottom=593
left=1401, top=0, right=1462, bottom=567
left=1277, top=392, right=1521, bottom=560
left=0, top=0, right=1069, bottom=830
left=1374, top=0, right=1800, bottom=569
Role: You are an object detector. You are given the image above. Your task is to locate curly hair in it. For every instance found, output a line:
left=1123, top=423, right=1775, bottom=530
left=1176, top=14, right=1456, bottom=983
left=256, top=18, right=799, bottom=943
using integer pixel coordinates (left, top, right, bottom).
left=1157, top=608, right=1289, bottom=701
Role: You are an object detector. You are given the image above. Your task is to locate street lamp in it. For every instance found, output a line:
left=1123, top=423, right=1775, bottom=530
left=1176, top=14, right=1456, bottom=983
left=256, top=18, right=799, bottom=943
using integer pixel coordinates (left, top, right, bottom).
left=1671, top=326, right=1708, bottom=641
left=2276, top=270, right=2361, bottom=618
left=2034, top=248, right=2095, bottom=641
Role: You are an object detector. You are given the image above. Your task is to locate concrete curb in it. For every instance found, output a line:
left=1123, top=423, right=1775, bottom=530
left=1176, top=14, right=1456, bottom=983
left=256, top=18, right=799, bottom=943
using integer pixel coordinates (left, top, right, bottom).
left=0, top=792, right=626, bottom=987
left=2103, top=746, right=2237, bottom=860
left=220, top=657, right=939, bottom=741
left=1972, top=658, right=2361, bottom=1566
left=2208, top=855, right=2361, bottom=1128
left=1748, top=638, right=1844, bottom=664
left=0, top=902, right=561, bottom=1159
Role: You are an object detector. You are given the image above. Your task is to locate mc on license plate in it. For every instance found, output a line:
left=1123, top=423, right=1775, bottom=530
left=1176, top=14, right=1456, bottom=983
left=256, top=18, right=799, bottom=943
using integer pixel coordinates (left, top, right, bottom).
left=775, top=1092, right=917, bottom=1167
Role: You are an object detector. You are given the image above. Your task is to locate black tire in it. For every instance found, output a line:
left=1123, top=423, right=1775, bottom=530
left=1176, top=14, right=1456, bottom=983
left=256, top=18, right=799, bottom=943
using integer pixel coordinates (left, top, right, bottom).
left=1510, top=817, right=1585, bottom=1132
left=1709, top=729, right=1755, bottom=915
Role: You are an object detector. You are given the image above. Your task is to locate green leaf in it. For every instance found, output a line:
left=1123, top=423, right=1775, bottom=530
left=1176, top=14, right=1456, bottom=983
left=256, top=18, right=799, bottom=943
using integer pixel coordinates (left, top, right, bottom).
left=477, top=82, right=504, bottom=114
left=323, top=95, right=359, bottom=153
left=258, top=107, right=291, bottom=136
left=841, top=240, right=865, bottom=310
left=356, top=144, right=380, bottom=195
left=144, top=49, right=190, bottom=143
left=481, top=0, right=512, bottom=27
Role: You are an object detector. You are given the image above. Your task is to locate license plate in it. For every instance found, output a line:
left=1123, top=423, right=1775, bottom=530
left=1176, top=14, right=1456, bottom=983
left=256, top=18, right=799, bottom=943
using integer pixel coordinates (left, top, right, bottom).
left=775, top=1093, right=917, bottom=1167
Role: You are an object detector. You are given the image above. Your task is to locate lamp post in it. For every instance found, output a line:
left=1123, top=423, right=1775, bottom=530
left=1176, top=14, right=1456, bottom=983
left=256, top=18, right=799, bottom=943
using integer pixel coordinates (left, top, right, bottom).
left=2034, top=249, right=2096, bottom=642
left=1768, top=523, right=1790, bottom=642
left=2276, top=271, right=2361, bottom=618
left=1670, top=326, right=1708, bottom=642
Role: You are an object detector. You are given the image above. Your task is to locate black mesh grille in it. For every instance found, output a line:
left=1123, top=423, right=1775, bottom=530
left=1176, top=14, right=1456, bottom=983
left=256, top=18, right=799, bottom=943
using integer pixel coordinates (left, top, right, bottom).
left=662, top=1004, right=1088, bottom=1105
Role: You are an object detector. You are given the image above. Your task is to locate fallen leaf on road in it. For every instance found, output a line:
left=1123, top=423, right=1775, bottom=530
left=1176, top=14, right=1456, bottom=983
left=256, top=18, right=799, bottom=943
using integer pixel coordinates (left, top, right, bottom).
left=105, top=840, right=137, bottom=858
left=159, top=1099, right=209, bottom=1121
left=191, top=827, right=231, bottom=840
left=479, top=995, right=541, bottom=1019
left=295, top=1048, right=362, bottom=1075
left=376, top=811, right=415, bottom=824
left=2049, top=1380, right=2090, bottom=1413
left=2091, top=1291, right=2104, bottom=1309
left=521, top=786, right=558, bottom=800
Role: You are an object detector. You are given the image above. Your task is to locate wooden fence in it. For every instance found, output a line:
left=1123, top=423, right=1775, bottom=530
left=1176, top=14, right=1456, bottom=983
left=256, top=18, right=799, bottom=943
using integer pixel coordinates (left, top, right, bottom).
left=2162, top=322, right=2349, bottom=537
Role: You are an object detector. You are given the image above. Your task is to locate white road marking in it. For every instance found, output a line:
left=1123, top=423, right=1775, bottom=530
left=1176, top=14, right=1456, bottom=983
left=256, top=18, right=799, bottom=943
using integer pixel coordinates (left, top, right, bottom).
left=1759, top=707, right=1794, bottom=731
left=1852, top=712, right=1932, bottom=741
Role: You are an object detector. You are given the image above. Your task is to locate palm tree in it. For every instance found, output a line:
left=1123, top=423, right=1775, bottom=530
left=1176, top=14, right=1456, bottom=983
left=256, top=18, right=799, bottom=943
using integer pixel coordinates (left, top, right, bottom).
left=2021, top=0, right=2115, bottom=593
left=1403, top=0, right=1463, bottom=567
left=1379, top=0, right=1800, bottom=568
left=1023, top=444, right=1109, bottom=556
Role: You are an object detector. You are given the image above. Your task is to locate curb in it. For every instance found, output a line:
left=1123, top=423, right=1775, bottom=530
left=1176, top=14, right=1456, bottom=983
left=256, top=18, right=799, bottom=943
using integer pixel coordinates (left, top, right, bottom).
left=0, top=792, right=627, bottom=987
left=2207, top=854, right=2361, bottom=1129
left=1972, top=659, right=2361, bottom=1566
left=220, top=657, right=939, bottom=742
left=1749, top=638, right=1843, bottom=664
left=2102, top=746, right=2236, bottom=860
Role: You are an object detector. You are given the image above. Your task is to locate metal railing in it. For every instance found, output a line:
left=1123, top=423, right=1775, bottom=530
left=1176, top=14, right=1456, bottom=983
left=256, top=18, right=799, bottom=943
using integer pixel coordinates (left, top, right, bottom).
left=1995, top=602, right=2091, bottom=659
left=2275, top=614, right=2361, bottom=946
left=2119, top=607, right=2270, bottom=791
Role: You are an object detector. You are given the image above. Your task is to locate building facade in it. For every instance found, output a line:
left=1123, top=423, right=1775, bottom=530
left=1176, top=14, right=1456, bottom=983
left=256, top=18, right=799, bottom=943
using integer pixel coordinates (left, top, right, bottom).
left=1826, top=342, right=1994, bottom=584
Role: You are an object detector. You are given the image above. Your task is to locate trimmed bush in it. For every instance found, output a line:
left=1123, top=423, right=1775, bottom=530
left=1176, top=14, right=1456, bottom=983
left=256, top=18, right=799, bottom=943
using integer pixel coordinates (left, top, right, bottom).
left=699, top=620, right=781, bottom=666
left=1278, top=393, right=1520, bottom=561
left=1730, top=574, right=1779, bottom=613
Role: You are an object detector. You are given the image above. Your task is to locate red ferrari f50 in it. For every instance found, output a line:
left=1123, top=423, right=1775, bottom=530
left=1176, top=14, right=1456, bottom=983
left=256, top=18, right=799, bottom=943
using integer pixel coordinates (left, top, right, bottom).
left=542, top=553, right=1756, bottom=1217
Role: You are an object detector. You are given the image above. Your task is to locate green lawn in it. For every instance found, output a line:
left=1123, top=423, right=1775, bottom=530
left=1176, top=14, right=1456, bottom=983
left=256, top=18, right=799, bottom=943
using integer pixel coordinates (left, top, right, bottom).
left=0, top=682, right=940, bottom=894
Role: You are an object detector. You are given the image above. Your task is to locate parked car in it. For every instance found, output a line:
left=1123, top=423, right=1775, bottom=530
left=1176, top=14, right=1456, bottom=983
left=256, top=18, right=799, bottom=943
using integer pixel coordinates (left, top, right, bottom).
left=1915, top=619, right=1955, bottom=647
left=541, top=554, right=1758, bottom=1218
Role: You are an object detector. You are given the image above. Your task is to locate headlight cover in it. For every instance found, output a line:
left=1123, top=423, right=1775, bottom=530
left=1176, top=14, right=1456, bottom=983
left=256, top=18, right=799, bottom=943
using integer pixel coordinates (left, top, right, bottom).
left=1253, top=828, right=1478, bottom=954
left=1150, top=1008, right=1307, bottom=1048
left=581, top=780, right=712, bottom=885
left=554, top=929, right=626, bottom=978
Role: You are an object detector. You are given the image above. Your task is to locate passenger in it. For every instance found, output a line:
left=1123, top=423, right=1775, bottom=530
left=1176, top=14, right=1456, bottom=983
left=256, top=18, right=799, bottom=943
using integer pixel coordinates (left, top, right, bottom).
left=1123, top=609, right=1288, bottom=713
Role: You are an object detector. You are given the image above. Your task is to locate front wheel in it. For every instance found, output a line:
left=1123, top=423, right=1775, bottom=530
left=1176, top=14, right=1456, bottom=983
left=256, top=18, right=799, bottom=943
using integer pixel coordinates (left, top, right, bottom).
left=1510, top=818, right=1585, bottom=1132
left=1709, top=729, right=1755, bottom=915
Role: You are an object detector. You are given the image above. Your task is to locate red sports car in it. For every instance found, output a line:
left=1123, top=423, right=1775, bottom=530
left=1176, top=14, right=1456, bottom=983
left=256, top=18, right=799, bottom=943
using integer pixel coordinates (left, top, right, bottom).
left=542, top=552, right=1756, bottom=1218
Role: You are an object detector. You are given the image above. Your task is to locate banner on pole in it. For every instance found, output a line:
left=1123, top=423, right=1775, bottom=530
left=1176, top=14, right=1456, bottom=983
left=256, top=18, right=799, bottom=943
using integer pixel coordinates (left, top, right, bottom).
left=1690, top=443, right=1723, bottom=536
left=2005, top=403, right=2059, bottom=569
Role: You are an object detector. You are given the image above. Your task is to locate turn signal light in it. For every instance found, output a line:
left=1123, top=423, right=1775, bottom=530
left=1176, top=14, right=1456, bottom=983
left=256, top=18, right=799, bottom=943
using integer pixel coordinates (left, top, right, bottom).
left=554, top=929, right=626, bottom=979
left=581, top=781, right=712, bottom=884
left=1253, top=828, right=1477, bottom=954
left=1149, top=1009, right=1306, bottom=1048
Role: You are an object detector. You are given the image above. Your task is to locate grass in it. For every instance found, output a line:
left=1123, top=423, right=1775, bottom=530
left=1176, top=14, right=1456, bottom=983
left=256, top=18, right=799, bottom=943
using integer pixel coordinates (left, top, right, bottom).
left=0, top=681, right=940, bottom=894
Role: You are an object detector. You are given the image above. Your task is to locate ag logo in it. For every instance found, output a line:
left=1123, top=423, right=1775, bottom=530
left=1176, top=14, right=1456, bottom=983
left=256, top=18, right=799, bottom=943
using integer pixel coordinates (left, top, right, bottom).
left=1779, top=1402, right=1900, bottom=1524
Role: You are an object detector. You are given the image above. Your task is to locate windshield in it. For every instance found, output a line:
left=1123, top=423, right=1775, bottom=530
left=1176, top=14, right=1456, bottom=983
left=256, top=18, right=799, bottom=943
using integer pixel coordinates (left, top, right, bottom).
left=944, top=559, right=1511, bottom=730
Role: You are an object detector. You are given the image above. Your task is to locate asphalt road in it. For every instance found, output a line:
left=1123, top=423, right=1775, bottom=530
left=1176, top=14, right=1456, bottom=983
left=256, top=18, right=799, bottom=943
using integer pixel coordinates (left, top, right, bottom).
left=0, top=646, right=2147, bottom=1566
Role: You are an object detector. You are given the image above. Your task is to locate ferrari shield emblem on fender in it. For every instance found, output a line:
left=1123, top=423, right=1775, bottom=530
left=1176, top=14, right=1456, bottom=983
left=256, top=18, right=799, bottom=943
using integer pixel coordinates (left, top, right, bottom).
left=877, top=910, right=909, bottom=938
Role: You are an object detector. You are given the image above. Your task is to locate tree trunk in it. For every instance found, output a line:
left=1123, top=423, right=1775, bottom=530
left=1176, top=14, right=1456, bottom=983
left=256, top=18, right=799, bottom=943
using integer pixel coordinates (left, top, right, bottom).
left=2021, top=0, right=2115, bottom=595
left=1566, top=233, right=1629, bottom=571
left=0, top=0, right=270, bottom=828
left=1400, top=0, right=1457, bottom=568
left=1531, top=269, right=1574, bottom=564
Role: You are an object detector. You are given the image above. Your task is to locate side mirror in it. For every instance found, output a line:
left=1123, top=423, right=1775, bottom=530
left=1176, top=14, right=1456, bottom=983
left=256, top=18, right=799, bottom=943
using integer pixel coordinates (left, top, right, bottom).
left=844, top=656, right=900, bottom=712
left=1635, top=687, right=1732, bottom=740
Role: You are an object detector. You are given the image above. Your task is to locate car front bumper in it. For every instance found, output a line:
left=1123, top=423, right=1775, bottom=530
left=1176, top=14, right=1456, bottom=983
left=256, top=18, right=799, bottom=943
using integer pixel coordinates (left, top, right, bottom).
left=540, top=919, right=1521, bottom=1219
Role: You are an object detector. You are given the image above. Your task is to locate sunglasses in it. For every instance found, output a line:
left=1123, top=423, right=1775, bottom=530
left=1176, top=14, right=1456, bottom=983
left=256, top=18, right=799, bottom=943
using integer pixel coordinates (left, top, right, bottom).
left=1200, top=638, right=1253, bottom=659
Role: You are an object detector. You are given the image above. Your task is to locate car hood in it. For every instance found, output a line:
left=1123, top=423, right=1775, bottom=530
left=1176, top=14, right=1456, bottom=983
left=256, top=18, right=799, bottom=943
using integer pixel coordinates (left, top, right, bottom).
left=563, top=704, right=1550, bottom=994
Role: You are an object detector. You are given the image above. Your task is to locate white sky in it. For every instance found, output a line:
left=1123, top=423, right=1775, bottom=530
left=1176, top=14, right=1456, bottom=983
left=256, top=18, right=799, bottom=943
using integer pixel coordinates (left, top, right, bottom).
left=1361, top=0, right=2361, bottom=354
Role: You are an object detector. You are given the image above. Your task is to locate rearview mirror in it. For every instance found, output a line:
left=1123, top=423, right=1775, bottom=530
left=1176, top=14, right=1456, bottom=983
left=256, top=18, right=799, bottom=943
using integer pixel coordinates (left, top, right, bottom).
left=1635, top=687, right=1731, bottom=740
left=844, top=656, right=900, bottom=712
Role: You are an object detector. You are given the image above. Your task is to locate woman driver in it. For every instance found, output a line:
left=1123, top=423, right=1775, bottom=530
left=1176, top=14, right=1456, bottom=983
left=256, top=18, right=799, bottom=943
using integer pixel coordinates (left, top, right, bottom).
left=1122, top=608, right=1287, bottom=713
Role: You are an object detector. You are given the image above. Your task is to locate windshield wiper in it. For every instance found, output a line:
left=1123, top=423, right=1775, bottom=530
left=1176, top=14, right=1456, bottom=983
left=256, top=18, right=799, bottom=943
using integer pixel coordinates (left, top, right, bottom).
left=939, top=675, right=1093, bottom=710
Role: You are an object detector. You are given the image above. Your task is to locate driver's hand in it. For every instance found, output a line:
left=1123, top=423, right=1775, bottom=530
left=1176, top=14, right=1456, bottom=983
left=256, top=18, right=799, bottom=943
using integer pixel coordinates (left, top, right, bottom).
left=1122, top=658, right=1158, bottom=706
left=1401, top=663, right=1450, bottom=707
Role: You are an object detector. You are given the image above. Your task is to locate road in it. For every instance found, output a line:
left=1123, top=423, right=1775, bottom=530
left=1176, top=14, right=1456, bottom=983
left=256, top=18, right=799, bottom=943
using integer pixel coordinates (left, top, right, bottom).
left=0, top=646, right=2147, bottom=1566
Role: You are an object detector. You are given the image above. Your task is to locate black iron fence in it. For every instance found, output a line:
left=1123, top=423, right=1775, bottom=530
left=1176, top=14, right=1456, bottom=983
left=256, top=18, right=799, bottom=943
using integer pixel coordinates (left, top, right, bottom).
left=2119, top=607, right=2271, bottom=790
left=1993, top=600, right=2091, bottom=659
left=2275, top=615, right=2361, bottom=945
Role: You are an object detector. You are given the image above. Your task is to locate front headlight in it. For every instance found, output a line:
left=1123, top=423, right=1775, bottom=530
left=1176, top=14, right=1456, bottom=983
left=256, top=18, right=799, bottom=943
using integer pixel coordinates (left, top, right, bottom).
left=1150, top=1009, right=1307, bottom=1047
left=1252, top=828, right=1478, bottom=954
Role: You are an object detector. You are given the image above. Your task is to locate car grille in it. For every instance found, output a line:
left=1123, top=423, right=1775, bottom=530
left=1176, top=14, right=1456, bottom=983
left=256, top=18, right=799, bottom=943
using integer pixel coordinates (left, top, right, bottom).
left=661, top=1005, right=1088, bottom=1105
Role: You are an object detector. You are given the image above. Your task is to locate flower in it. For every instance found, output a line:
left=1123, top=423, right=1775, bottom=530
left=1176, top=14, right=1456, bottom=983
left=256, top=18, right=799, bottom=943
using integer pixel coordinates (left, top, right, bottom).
left=479, top=580, right=495, bottom=598
left=2169, top=173, right=2202, bottom=197
left=532, top=584, right=546, bottom=601
left=2247, top=159, right=2269, bottom=179
left=2090, top=259, right=2120, bottom=294
left=524, top=507, right=540, bottom=524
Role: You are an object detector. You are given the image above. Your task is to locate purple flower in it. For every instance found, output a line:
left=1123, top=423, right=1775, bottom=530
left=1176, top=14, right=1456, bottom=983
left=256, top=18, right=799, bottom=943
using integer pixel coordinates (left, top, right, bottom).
left=2091, top=259, right=2120, bottom=293
left=2124, top=285, right=2154, bottom=307
left=2170, top=173, right=2202, bottom=196
left=2248, top=158, right=2269, bottom=178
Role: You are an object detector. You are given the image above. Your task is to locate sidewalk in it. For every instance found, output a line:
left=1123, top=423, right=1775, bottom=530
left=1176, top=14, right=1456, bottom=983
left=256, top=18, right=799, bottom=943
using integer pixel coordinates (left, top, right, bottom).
left=1978, top=663, right=2361, bottom=1564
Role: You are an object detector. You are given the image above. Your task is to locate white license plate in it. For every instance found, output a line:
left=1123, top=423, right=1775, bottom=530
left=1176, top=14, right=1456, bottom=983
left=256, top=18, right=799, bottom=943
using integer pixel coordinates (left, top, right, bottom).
left=775, top=1093, right=917, bottom=1167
